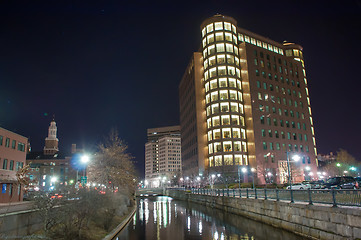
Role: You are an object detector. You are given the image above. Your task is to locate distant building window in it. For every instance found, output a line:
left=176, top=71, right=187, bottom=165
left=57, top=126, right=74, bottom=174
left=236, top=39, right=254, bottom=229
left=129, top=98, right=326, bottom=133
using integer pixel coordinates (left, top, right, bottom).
left=2, top=159, right=7, bottom=170
left=5, top=138, right=10, bottom=147
left=0, top=135, right=3, bottom=146
left=9, top=160, right=14, bottom=171
left=11, top=140, right=16, bottom=149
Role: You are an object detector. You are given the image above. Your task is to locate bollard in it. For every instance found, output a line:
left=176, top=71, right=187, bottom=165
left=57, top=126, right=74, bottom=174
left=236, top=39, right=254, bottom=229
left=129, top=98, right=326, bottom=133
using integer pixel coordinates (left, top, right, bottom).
left=332, top=189, right=337, bottom=207
left=308, top=189, right=313, bottom=205
left=264, top=188, right=267, bottom=200
left=276, top=188, right=279, bottom=201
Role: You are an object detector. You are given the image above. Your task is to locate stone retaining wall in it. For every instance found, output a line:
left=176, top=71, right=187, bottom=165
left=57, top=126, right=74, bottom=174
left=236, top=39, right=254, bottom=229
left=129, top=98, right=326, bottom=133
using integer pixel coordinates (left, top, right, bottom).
left=167, top=190, right=361, bottom=240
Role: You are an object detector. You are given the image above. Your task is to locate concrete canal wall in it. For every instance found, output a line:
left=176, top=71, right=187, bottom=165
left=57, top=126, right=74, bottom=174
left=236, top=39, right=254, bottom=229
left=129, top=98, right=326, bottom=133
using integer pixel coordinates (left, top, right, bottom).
left=167, top=190, right=361, bottom=240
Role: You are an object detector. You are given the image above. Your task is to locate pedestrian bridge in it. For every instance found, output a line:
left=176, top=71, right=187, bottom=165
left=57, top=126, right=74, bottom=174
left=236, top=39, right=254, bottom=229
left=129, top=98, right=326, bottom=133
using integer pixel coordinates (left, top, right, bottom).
left=136, top=188, right=164, bottom=197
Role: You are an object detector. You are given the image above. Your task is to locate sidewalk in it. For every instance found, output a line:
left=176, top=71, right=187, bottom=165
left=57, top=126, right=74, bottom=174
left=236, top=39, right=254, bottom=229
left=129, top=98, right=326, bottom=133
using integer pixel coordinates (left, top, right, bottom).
left=0, top=201, right=35, bottom=215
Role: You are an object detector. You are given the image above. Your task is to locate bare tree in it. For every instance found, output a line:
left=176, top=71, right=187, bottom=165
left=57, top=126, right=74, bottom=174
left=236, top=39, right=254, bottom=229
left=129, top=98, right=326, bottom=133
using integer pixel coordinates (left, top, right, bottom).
left=321, top=149, right=360, bottom=176
left=88, top=129, right=137, bottom=196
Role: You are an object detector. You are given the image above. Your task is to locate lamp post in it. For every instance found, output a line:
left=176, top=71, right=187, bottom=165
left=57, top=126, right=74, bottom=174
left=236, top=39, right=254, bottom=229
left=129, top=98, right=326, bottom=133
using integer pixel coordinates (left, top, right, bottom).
left=336, top=163, right=342, bottom=176
left=286, top=152, right=300, bottom=189
left=251, top=168, right=256, bottom=189
left=76, top=154, right=90, bottom=187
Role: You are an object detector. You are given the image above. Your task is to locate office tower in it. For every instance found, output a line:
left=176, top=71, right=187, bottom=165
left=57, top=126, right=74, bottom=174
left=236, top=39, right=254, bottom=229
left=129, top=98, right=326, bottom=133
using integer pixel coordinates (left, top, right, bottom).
left=145, top=126, right=182, bottom=187
left=179, top=15, right=317, bottom=184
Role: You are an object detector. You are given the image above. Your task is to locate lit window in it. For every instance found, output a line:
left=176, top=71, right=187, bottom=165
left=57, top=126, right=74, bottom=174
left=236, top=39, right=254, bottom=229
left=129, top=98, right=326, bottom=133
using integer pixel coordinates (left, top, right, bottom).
left=226, top=44, right=233, bottom=53
left=224, top=155, right=233, bottom=165
left=293, top=49, right=299, bottom=56
left=244, top=35, right=250, bottom=43
left=238, top=91, right=243, bottom=101
left=208, top=131, right=212, bottom=141
left=220, top=102, right=229, bottom=112
left=205, top=83, right=209, bottom=92
left=223, top=142, right=232, bottom=152
left=251, top=38, right=256, bottom=45
left=231, top=115, right=239, bottom=125
left=225, top=32, right=232, bottom=41
left=207, top=106, right=211, bottom=116
left=211, top=104, right=219, bottom=114
left=207, top=34, right=214, bottom=44
left=241, top=129, right=246, bottom=139
left=217, top=54, right=225, bottom=64
left=206, top=94, right=210, bottom=104
left=203, top=38, right=207, bottom=48
left=215, top=155, right=222, bottom=166
left=215, top=22, right=223, bottom=30
left=213, top=129, right=221, bottom=139
left=215, top=32, right=223, bottom=41
left=229, top=78, right=236, bottom=87
left=224, top=22, right=231, bottom=31
left=207, top=118, right=211, bottom=128
left=206, top=24, right=214, bottom=33
left=221, top=115, right=230, bottom=125
left=211, top=91, right=218, bottom=101
left=208, top=143, right=213, bottom=154
left=216, top=43, right=225, bottom=52
left=214, top=143, right=222, bottom=153
left=232, top=128, right=240, bottom=138
left=218, top=66, right=226, bottom=76
left=227, top=55, right=234, bottom=64
left=235, top=155, right=242, bottom=165
left=219, top=78, right=227, bottom=87
left=210, top=79, right=217, bottom=89
left=208, top=45, right=216, bottom=55
left=222, top=128, right=231, bottom=138
left=230, top=103, right=238, bottom=112
left=263, top=142, right=267, bottom=150
left=232, top=24, right=236, bottom=33
left=229, top=90, right=237, bottom=100
left=202, top=28, right=206, bottom=37
left=212, top=116, right=220, bottom=127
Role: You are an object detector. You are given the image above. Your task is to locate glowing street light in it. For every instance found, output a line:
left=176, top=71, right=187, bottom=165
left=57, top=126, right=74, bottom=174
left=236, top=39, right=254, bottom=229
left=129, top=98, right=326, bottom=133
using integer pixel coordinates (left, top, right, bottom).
left=81, top=155, right=90, bottom=163
left=286, top=152, right=300, bottom=189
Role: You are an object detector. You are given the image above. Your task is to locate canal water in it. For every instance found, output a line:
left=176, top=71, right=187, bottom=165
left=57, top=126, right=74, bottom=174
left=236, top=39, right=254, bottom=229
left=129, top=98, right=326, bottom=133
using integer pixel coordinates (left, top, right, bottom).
left=116, top=196, right=305, bottom=240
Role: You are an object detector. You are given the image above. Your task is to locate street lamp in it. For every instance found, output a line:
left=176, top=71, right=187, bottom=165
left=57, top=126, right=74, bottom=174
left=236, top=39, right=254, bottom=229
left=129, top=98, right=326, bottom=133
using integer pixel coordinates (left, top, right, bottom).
left=286, top=152, right=300, bottom=189
left=251, top=168, right=256, bottom=189
left=336, top=163, right=342, bottom=176
left=76, top=154, right=91, bottom=187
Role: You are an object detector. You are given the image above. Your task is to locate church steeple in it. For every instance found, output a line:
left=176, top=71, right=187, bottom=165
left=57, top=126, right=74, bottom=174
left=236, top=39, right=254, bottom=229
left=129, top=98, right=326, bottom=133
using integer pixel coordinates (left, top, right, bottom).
left=43, top=117, right=59, bottom=155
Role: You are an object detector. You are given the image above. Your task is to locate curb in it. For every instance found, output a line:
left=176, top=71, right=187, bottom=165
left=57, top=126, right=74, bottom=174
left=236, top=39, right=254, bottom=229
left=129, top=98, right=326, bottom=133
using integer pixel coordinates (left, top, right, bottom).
left=103, top=205, right=136, bottom=240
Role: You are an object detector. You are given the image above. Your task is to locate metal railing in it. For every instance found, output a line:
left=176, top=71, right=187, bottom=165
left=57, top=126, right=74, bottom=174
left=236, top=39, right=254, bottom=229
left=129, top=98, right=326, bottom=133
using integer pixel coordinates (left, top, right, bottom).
left=188, top=188, right=361, bottom=207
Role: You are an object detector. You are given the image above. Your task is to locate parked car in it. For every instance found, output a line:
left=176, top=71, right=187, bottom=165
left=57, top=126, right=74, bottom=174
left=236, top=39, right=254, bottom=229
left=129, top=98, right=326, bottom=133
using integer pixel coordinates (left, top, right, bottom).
left=286, top=183, right=311, bottom=189
left=309, top=180, right=325, bottom=189
left=355, top=177, right=361, bottom=188
left=321, top=176, right=357, bottom=189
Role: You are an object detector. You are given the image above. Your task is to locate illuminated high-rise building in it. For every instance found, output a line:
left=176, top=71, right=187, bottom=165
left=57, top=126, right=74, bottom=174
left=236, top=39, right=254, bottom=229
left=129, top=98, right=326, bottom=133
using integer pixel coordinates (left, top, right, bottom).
left=179, top=15, right=317, bottom=184
left=144, top=126, right=182, bottom=187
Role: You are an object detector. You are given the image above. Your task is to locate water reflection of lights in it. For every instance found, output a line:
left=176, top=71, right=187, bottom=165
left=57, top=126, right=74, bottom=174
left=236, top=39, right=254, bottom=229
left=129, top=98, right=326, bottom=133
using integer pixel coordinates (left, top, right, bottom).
left=199, top=221, right=202, bottom=234
left=214, top=231, right=219, bottom=240
left=133, top=213, right=137, bottom=229
left=187, top=216, right=191, bottom=231
left=220, top=232, right=225, bottom=240
left=153, top=202, right=157, bottom=223
left=144, top=200, right=149, bottom=224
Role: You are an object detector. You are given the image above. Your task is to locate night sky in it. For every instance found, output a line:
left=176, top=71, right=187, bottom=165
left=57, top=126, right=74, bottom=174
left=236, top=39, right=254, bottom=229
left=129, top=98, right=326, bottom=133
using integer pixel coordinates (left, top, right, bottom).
left=1, top=1, right=360, bottom=177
